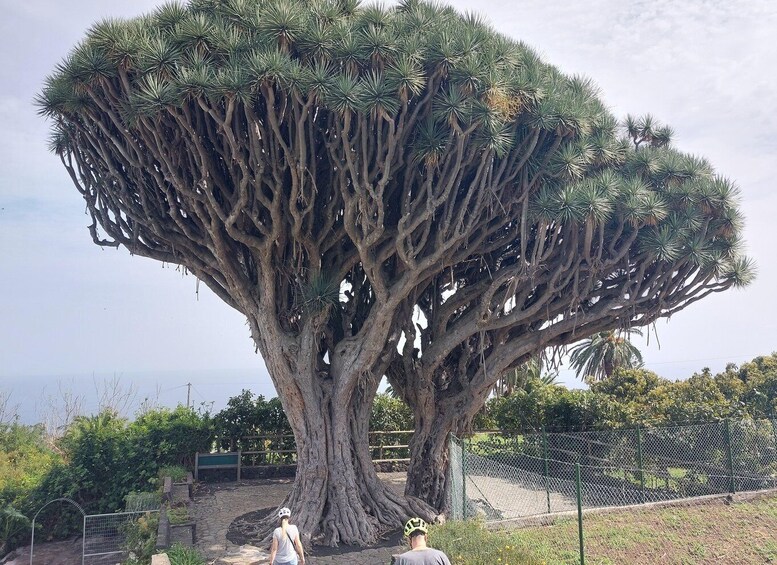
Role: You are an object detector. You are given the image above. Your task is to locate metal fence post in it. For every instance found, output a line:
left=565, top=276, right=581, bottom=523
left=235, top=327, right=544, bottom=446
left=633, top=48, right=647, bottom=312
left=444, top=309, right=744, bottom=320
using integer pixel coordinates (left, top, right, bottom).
left=576, top=463, right=585, bottom=565
left=542, top=425, right=551, bottom=513
left=724, top=418, right=735, bottom=494
left=82, top=514, right=86, bottom=565
left=771, top=419, right=777, bottom=488
left=636, top=426, right=645, bottom=503
left=462, top=436, right=468, bottom=519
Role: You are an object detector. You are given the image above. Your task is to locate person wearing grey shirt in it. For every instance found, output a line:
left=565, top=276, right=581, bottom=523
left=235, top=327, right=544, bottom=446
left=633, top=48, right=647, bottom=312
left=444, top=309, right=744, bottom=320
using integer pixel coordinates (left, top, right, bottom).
left=392, top=518, right=452, bottom=565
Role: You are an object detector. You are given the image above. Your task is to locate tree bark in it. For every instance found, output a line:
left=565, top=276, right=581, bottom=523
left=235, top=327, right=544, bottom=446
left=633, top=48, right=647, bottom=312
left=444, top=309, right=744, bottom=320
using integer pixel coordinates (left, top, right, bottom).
left=404, top=412, right=459, bottom=512
left=232, top=315, right=433, bottom=546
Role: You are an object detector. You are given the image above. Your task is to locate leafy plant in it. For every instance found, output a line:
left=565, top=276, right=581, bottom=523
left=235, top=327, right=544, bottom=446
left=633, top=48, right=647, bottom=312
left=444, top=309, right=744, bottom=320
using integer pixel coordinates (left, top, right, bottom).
left=166, top=504, right=191, bottom=525
left=166, top=543, right=206, bottom=565
left=159, top=466, right=188, bottom=483
left=124, top=491, right=160, bottom=512
left=0, top=505, right=28, bottom=556
left=121, top=511, right=159, bottom=565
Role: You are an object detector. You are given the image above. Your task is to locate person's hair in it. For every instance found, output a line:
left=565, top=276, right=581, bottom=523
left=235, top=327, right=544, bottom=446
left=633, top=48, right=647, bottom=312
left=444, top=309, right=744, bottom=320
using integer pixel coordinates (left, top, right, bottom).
left=280, top=515, right=289, bottom=539
left=409, top=529, right=425, bottom=540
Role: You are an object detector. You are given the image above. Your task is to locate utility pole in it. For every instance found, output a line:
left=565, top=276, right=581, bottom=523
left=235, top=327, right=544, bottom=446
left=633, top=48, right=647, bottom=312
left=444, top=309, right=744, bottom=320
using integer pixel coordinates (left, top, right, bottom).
left=186, top=383, right=191, bottom=409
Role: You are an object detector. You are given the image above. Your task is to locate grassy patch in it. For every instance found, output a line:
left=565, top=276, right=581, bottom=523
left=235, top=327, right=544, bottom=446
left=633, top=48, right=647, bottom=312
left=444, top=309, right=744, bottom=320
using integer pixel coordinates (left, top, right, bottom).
left=431, top=520, right=548, bottom=565
left=166, top=504, right=191, bottom=525
left=438, top=495, right=777, bottom=564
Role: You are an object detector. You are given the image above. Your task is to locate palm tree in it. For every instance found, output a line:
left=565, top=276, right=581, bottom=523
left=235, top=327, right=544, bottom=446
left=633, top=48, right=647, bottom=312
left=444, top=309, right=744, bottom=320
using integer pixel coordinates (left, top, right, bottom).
left=494, top=356, right=558, bottom=397
left=569, top=329, right=644, bottom=382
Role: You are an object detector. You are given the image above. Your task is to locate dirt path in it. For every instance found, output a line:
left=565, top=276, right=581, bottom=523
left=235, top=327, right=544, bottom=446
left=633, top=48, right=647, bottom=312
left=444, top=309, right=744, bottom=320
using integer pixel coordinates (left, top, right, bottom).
left=193, top=473, right=409, bottom=564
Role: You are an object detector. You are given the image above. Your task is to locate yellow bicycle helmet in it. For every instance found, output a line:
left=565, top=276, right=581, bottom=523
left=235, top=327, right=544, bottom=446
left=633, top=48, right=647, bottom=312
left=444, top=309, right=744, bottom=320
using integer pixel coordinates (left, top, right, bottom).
left=403, top=517, right=428, bottom=537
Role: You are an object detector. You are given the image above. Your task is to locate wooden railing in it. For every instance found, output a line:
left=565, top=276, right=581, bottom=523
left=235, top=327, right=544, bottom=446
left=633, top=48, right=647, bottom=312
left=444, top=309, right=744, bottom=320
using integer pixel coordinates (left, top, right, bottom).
left=211, top=430, right=415, bottom=468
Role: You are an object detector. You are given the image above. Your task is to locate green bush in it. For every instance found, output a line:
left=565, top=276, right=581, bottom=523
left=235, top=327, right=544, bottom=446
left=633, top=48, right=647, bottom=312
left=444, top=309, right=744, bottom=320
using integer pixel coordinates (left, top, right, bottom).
left=212, top=391, right=292, bottom=458
left=0, top=423, right=59, bottom=552
left=370, top=394, right=413, bottom=431
left=126, top=406, right=212, bottom=487
left=166, top=543, right=206, bottom=565
left=124, top=491, right=160, bottom=512
left=121, top=511, right=159, bottom=565
left=27, top=406, right=210, bottom=542
left=158, top=466, right=188, bottom=483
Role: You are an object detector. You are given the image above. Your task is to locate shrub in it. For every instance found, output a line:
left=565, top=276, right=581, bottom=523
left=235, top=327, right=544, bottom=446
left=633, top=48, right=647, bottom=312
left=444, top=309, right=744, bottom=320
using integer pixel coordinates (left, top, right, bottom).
left=29, top=407, right=210, bottom=542
left=0, top=423, right=59, bottom=552
left=166, top=504, right=190, bottom=525
left=158, top=466, right=188, bottom=483
left=166, top=543, right=206, bottom=565
left=124, top=491, right=160, bottom=512
left=121, top=511, right=159, bottom=565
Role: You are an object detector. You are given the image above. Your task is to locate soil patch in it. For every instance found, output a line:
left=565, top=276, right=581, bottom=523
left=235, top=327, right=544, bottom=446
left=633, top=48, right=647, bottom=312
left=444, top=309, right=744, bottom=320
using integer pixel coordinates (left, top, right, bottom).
left=3, top=537, right=119, bottom=565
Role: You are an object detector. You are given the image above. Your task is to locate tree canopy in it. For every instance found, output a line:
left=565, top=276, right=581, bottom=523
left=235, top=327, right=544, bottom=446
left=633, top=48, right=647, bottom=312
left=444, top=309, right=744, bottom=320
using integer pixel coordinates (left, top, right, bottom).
left=39, top=0, right=753, bottom=544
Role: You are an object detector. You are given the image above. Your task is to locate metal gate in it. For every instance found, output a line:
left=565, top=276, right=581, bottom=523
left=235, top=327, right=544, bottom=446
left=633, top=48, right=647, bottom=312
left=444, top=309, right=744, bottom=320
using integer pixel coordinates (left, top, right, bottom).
left=30, top=498, right=157, bottom=564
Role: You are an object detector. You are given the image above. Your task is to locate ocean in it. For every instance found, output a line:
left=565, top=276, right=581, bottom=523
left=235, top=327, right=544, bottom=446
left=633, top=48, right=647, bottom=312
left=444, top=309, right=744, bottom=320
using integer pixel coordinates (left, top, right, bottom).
left=1, top=368, right=279, bottom=425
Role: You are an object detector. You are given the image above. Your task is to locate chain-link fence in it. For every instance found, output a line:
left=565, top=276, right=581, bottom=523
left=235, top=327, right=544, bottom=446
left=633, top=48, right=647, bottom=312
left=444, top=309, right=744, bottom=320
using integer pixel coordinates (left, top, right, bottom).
left=448, top=418, right=777, bottom=563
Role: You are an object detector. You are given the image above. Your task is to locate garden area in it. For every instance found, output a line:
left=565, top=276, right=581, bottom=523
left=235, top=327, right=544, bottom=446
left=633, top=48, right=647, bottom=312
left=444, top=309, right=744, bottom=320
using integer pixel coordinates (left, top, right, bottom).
left=1, top=353, right=777, bottom=563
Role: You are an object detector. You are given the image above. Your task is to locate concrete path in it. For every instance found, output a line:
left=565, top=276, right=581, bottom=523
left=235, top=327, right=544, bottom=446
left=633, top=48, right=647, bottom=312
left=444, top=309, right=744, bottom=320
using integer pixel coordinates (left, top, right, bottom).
left=193, top=474, right=409, bottom=565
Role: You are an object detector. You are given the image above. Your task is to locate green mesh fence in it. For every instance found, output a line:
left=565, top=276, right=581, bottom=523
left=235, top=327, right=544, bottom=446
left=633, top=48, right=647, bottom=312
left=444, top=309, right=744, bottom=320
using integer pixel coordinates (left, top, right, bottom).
left=449, top=418, right=777, bottom=564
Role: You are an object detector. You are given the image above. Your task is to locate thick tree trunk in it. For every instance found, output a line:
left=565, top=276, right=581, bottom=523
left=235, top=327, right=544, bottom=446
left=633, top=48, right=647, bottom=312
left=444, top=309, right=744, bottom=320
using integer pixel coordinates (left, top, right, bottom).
left=234, top=315, right=433, bottom=546
left=404, top=412, right=455, bottom=512
left=233, top=376, right=432, bottom=546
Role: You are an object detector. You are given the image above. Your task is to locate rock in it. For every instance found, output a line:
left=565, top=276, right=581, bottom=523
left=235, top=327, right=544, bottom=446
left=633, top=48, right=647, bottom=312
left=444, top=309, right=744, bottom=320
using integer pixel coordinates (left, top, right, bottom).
left=212, top=544, right=268, bottom=564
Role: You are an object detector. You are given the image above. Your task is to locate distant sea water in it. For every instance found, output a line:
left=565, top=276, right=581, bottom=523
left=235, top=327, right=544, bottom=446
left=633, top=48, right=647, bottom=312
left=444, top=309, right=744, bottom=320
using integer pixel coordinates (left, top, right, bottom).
left=1, top=369, right=278, bottom=425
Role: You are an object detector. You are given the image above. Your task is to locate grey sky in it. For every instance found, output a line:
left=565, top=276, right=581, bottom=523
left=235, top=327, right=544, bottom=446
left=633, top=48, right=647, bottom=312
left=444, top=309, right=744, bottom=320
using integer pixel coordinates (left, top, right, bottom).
left=1, top=0, right=776, bottom=414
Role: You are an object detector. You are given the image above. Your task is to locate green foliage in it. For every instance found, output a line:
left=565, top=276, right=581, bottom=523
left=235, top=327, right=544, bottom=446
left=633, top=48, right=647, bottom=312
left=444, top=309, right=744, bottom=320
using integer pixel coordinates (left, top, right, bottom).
left=166, top=504, right=191, bottom=525
left=159, top=466, right=189, bottom=483
left=165, top=543, right=206, bottom=565
left=121, top=511, right=159, bottom=565
left=569, top=329, right=644, bottom=382
left=212, top=390, right=292, bottom=458
left=429, top=520, right=544, bottom=565
left=369, top=393, right=413, bottom=431
left=490, top=377, right=626, bottom=432
left=369, top=393, right=413, bottom=459
left=127, top=405, right=213, bottom=480
left=0, top=505, right=29, bottom=554
left=26, top=406, right=210, bottom=542
left=124, top=491, right=160, bottom=512
left=0, top=423, right=60, bottom=532
left=489, top=354, right=777, bottom=432
left=56, top=410, right=130, bottom=511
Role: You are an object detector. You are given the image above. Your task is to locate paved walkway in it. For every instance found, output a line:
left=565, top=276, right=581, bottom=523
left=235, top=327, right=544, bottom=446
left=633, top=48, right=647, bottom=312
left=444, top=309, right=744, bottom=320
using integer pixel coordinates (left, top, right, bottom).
left=193, top=474, right=408, bottom=565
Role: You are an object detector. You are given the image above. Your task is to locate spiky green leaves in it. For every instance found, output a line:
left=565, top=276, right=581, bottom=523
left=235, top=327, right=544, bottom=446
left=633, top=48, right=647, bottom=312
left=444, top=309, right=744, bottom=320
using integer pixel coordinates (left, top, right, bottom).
left=723, top=257, right=757, bottom=288
left=359, top=72, right=399, bottom=116
left=131, top=74, right=179, bottom=116
left=257, top=0, right=307, bottom=51
left=300, top=272, right=340, bottom=317
left=40, top=0, right=607, bottom=149
left=413, top=118, right=449, bottom=167
left=625, top=113, right=673, bottom=149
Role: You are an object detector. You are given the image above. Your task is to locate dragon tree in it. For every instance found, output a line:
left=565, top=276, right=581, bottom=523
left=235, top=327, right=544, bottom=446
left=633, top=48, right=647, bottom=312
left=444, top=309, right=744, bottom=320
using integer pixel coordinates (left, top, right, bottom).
left=387, top=115, right=753, bottom=509
left=38, top=0, right=753, bottom=544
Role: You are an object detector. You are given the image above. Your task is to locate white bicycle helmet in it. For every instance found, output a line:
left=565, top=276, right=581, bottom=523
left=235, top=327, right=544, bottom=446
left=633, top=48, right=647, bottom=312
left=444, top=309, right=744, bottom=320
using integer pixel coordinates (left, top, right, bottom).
left=278, top=507, right=292, bottom=518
